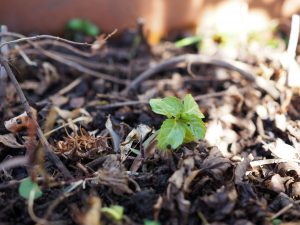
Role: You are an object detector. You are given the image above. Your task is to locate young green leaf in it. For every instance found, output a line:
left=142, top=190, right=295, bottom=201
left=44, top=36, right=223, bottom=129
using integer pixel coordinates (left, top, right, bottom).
left=82, top=20, right=100, bottom=36
left=150, top=94, right=206, bottom=151
left=183, top=123, right=195, bottom=143
left=272, top=219, right=282, bottom=225
left=149, top=99, right=167, bottom=116
left=175, top=36, right=201, bottom=48
left=157, top=119, right=185, bottom=150
left=182, top=94, right=204, bottom=119
left=144, top=219, right=161, bottom=225
left=66, top=19, right=100, bottom=36
left=101, top=205, right=124, bottom=221
left=150, top=97, right=183, bottom=118
left=185, top=115, right=206, bottom=140
left=67, top=18, right=84, bottom=31
left=19, top=177, right=42, bottom=200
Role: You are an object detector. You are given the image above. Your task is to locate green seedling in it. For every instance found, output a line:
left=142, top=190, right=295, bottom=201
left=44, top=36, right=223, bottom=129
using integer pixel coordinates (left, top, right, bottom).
left=272, top=219, right=282, bottom=225
left=101, top=205, right=124, bottom=221
left=144, top=219, right=161, bottom=225
left=175, top=35, right=201, bottom=48
left=150, top=94, right=206, bottom=150
left=66, top=18, right=100, bottom=37
left=19, top=177, right=42, bottom=200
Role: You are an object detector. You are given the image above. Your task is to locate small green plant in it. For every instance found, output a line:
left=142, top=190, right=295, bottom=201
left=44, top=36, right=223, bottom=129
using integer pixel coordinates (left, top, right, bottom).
left=175, top=35, right=202, bottom=48
left=272, top=219, right=282, bottom=225
left=66, top=18, right=100, bottom=37
left=101, top=205, right=124, bottom=221
left=150, top=94, right=206, bottom=150
left=144, top=219, right=161, bottom=225
left=19, top=177, right=42, bottom=200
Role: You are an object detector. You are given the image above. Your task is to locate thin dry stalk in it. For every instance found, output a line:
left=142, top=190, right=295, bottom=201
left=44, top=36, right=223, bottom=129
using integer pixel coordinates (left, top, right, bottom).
left=123, top=54, right=280, bottom=99
left=0, top=56, right=73, bottom=179
left=0, top=25, right=9, bottom=111
left=0, top=32, right=93, bottom=49
left=0, top=31, right=126, bottom=84
left=286, top=14, right=300, bottom=87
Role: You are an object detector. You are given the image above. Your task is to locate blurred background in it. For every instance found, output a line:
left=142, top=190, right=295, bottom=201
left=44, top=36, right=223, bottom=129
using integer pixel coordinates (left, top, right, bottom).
left=0, top=0, right=299, bottom=43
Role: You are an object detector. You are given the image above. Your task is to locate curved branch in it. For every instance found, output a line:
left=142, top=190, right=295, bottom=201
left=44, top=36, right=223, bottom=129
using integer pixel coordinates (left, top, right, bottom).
left=123, top=54, right=279, bottom=99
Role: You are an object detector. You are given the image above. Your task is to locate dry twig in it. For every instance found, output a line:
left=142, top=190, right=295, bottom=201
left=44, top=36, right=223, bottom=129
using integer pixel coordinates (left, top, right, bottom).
left=96, top=100, right=148, bottom=109
left=14, top=39, right=97, bottom=58
left=271, top=200, right=300, bottom=220
left=0, top=32, right=92, bottom=49
left=0, top=31, right=126, bottom=84
left=0, top=156, right=28, bottom=171
left=285, top=14, right=300, bottom=87
left=123, top=54, right=280, bottom=99
left=0, top=56, right=73, bottom=179
left=0, top=26, right=9, bottom=111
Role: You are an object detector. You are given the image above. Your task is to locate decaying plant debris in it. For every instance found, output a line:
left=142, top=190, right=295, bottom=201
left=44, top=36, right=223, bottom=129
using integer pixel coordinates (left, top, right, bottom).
left=0, top=19, right=300, bottom=225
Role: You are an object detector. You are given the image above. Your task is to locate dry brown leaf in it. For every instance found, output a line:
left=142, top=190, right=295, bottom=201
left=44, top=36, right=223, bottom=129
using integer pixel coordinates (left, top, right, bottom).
left=278, top=162, right=300, bottom=177
left=183, top=170, right=200, bottom=193
left=0, top=133, right=24, bottom=148
left=55, top=128, right=111, bottom=161
left=286, top=58, right=300, bottom=88
left=205, top=120, right=239, bottom=157
left=290, top=182, right=300, bottom=198
left=169, top=157, right=195, bottom=189
left=286, top=120, right=300, bottom=141
left=201, top=147, right=233, bottom=181
left=255, top=104, right=268, bottom=120
left=120, top=124, right=152, bottom=159
left=280, top=222, right=300, bottom=225
left=74, top=196, right=102, bottom=225
left=105, top=115, right=120, bottom=153
left=70, top=97, right=85, bottom=108
left=50, top=95, right=69, bottom=106
left=264, top=174, right=289, bottom=193
left=235, top=154, right=253, bottom=184
left=92, top=155, right=134, bottom=194
left=200, top=186, right=237, bottom=221
left=36, top=62, right=60, bottom=95
left=169, top=167, right=185, bottom=189
left=4, top=109, right=37, bottom=133
left=275, top=113, right=287, bottom=131
left=54, top=107, right=91, bottom=120
left=130, top=131, right=157, bottom=172
left=20, top=81, right=39, bottom=90
left=43, top=107, right=58, bottom=135
left=264, top=138, right=300, bottom=160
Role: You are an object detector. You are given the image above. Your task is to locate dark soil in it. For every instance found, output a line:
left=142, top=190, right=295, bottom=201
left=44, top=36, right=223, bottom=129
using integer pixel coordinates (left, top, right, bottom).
left=0, top=27, right=300, bottom=225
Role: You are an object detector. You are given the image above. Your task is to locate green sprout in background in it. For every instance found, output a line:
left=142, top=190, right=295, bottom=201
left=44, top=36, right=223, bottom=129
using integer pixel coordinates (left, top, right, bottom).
left=150, top=94, right=206, bottom=150
left=175, top=35, right=202, bottom=48
left=65, top=18, right=100, bottom=41
left=144, top=219, right=161, bottom=225
left=67, top=18, right=100, bottom=36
